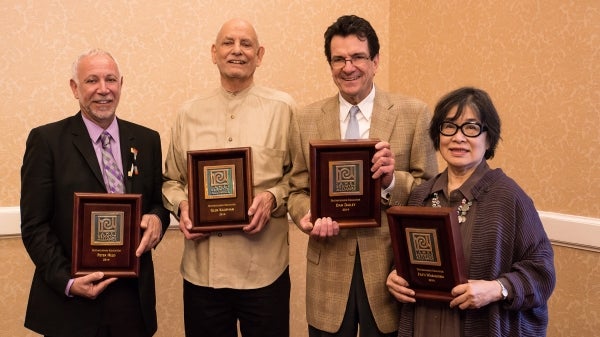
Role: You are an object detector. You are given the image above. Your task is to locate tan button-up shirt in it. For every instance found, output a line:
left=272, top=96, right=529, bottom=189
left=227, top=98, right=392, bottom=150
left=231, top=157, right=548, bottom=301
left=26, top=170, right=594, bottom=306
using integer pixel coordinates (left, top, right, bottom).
left=162, top=84, right=295, bottom=289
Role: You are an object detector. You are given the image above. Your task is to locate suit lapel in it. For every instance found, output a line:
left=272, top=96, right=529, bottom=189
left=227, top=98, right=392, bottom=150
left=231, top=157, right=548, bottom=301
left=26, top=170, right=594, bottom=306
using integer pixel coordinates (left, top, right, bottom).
left=70, top=114, right=106, bottom=190
left=118, top=119, right=135, bottom=193
left=316, top=91, right=400, bottom=141
left=316, top=97, right=342, bottom=139
left=369, top=89, right=398, bottom=142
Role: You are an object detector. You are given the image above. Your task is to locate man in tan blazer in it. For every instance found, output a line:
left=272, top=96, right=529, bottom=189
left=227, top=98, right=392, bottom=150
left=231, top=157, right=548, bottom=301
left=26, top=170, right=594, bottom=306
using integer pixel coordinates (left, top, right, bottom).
left=287, top=15, right=438, bottom=337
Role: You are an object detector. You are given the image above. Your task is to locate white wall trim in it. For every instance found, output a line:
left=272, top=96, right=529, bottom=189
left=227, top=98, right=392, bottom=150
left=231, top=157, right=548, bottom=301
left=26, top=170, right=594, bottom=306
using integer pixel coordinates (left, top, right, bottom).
left=0, top=206, right=21, bottom=237
left=2, top=207, right=599, bottom=251
left=1, top=206, right=180, bottom=237
left=538, top=211, right=600, bottom=252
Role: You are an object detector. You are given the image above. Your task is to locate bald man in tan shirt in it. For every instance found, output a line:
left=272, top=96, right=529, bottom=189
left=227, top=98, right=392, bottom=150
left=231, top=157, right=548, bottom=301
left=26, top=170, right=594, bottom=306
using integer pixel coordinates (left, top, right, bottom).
left=162, top=18, right=296, bottom=337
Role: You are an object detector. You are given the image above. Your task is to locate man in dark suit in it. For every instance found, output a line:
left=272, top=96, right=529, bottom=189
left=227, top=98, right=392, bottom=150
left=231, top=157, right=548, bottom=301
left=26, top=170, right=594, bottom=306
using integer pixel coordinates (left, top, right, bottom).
left=20, top=49, right=170, bottom=337
left=287, top=15, right=438, bottom=337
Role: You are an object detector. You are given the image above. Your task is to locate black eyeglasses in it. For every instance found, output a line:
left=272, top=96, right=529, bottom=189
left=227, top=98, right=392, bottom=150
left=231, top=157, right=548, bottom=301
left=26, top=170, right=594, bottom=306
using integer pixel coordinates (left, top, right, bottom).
left=439, top=121, right=488, bottom=137
left=330, top=54, right=371, bottom=69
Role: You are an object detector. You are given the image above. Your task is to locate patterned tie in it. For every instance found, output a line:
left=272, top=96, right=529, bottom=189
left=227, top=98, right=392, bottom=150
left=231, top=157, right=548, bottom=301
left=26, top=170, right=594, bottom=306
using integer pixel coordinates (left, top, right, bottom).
left=345, top=105, right=360, bottom=139
left=100, top=131, right=124, bottom=193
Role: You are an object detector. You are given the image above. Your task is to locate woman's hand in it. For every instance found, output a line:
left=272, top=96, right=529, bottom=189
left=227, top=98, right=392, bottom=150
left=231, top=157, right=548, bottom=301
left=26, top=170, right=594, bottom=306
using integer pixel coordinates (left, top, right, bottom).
left=386, top=270, right=416, bottom=303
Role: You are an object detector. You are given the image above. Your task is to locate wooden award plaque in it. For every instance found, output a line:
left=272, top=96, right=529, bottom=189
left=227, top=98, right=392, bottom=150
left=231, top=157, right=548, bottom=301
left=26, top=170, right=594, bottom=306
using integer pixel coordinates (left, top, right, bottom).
left=386, top=206, right=467, bottom=301
left=309, top=139, right=381, bottom=228
left=72, top=193, right=141, bottom=278
left=187, top=147, right=253, bottom=232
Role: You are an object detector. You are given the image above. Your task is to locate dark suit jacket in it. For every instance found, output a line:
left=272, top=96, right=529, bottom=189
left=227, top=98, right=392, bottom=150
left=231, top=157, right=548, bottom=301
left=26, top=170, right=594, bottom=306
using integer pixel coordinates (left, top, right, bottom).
left=288, top=89, right=438, bottom=333
left=20, top=112, right=170, bottom=337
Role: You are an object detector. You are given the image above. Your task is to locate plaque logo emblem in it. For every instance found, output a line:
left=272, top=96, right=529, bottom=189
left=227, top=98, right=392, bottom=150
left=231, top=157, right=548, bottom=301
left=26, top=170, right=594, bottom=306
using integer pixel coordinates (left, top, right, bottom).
left=405, top=228, right=442, bottom=266
left=329, top=160, right=363, bottom=196
left=91, top=211, right=124, bottom=246
left=204, top=164, right=236, bottom=199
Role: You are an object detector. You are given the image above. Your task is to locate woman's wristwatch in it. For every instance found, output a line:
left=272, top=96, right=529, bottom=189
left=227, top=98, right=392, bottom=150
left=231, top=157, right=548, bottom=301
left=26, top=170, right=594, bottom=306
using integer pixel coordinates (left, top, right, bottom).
left=496, top=279, right=508, bottom=300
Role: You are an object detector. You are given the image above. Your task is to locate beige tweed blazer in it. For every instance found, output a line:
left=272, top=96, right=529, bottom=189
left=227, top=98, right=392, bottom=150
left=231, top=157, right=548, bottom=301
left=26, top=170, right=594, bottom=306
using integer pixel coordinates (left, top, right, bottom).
left=288, top=88, right=438, bottom=333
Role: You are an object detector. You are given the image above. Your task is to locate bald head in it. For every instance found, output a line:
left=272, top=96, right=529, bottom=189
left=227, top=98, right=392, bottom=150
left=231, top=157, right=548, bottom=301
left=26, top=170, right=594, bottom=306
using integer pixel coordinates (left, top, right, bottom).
left=212, top=18, right=264, bottom=93
left=215, top=18, right=260, bottom=46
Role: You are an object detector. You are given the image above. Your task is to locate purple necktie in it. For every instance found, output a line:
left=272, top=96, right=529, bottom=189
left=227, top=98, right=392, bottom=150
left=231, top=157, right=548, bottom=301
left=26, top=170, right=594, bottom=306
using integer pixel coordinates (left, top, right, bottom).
left=100, top=131, right=124, bottom=193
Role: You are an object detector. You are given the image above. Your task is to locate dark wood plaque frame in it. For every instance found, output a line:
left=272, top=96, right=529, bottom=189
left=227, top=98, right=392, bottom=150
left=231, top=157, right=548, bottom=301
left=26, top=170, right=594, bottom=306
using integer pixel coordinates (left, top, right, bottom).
left=386, top=206, right=467, bottom=301
left=309, top=139, right=381, bottom=228
left=72, top=193, right=141, bottom=278
left=187, top=147, right=253, bottom=232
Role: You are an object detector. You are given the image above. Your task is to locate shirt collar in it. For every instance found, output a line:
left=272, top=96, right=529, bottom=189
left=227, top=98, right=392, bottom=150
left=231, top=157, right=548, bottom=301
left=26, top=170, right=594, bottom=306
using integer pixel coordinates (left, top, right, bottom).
left=81, top=113, right=120, bottom=144
left=339, top=85, right=375, bottom=122
left=432, top=160, right=491, bottom=201
left=219, top=83, right=254, bottom=99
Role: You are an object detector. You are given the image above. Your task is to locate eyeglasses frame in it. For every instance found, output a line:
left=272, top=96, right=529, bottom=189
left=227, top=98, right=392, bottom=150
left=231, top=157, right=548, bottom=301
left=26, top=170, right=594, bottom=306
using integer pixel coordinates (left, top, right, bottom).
left=439, top=121, right=488, bottom=138
left=330, top=54, right=372, bottom=69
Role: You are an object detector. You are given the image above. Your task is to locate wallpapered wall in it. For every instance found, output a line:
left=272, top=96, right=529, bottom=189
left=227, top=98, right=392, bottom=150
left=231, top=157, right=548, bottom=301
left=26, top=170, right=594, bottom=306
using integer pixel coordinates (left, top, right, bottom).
left=1, top=1, right=598, bottom=336
left=388, top=1, right=599, bottom=218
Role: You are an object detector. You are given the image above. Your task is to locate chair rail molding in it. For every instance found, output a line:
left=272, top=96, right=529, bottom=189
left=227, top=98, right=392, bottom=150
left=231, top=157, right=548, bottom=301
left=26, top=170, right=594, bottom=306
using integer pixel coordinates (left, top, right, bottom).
left=2, top=206, right=598, bottom=251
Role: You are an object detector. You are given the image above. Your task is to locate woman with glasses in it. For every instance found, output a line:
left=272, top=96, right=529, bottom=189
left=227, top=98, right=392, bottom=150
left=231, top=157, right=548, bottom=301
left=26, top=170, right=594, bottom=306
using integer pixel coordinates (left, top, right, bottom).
left=386, top=87, right=556, bottom=337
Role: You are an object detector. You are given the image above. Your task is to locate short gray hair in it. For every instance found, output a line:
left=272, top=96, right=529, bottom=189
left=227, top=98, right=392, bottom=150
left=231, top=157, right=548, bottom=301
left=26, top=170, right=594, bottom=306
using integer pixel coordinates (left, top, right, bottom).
left=71, top=48, right=121, bottom=84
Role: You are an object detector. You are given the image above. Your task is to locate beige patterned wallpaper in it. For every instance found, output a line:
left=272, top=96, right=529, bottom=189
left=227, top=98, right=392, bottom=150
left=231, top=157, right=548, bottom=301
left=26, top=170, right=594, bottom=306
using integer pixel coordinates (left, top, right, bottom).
left=1, top=1, right=598, bottom=337
left=389, top=1, right=600, bottom=218
left=0, top=1, right=390, bottom=206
